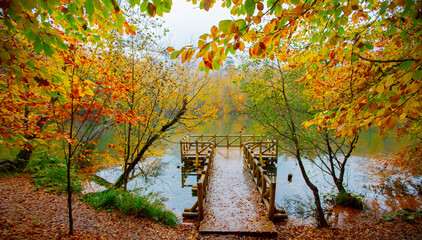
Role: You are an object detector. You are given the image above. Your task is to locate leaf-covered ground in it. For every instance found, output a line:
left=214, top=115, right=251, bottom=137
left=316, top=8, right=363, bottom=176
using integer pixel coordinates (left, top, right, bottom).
left=1, top=175, right=422, bottom=240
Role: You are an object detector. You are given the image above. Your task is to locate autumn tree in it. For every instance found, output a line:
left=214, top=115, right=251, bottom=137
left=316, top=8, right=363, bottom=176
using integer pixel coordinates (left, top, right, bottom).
left=160, top=0, right=421, bottom=172
left=0, top=0, right=139, bottom=235
left=239, top=58, right=361, bottom=226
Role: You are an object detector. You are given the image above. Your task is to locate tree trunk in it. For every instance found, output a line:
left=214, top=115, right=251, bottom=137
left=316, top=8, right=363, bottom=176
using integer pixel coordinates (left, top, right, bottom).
left=296, top=153, right=329, bottom=227
left=312, top=187, right=329, bottom=227
left=335, top=179, right=346, bottom=194
left=113, top=99, right=187, bottom=189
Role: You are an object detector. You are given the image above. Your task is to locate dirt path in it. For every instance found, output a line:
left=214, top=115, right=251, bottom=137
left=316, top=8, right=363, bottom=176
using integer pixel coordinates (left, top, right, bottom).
left=0, top=174, right=196, bottom=240
left=199, top=148, right=276, bottom=234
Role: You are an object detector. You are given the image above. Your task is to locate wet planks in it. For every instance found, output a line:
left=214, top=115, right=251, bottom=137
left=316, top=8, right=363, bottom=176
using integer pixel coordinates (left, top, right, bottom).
left=199, top=148, right=277, bottom=235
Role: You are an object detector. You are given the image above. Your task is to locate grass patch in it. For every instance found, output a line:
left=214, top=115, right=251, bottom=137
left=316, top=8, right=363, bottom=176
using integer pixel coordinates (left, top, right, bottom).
left=82, top=188, right=179, bottom=226
left=382, top=210, right=422, bottom=222
left=26, top=152, right=83, bottom=194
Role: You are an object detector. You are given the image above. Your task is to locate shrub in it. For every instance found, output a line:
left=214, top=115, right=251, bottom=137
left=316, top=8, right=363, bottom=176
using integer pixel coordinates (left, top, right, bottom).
left=82, top=189, right=179, bottom=226
left=335, top=191, right=364, bottom=210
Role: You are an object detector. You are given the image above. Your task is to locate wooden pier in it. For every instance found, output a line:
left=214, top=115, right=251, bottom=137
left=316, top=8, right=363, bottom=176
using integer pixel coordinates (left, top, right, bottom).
left=181, top=135, right=287, bottom=235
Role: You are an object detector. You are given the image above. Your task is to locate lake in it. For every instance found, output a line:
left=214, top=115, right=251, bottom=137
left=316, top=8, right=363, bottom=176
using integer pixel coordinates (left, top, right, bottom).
left=92, top=114, right=421, bottom=224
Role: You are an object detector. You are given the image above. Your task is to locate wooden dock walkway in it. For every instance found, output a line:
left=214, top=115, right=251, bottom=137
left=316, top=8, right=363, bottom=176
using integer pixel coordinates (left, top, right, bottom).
left=199, top=148, right=276, bottom=234
left=180, top=135, right=287, bottom=235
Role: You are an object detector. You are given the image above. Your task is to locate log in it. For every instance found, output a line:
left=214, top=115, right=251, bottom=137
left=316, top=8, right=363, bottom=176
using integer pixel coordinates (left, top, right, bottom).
left=0, top=159, right=18, bottom=173
left=182, top=212, right=199, bottom=218
left=273, top=213, right=288, bottom=221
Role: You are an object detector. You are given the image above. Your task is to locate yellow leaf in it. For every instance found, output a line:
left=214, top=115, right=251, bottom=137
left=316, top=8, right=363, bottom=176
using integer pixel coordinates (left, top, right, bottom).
left=376, top=83, right=384, bottom=94
left=228, top=21, right=237, bottom=34
left=84, top=86, right=94, bottom=96
left=198, top=40, right=205, bottom=50
left=211, top=42, right=218, bottom=52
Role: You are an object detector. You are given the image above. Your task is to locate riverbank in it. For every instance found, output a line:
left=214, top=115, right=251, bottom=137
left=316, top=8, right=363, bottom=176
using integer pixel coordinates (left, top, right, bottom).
left=1, top=175, right=421, bottom=239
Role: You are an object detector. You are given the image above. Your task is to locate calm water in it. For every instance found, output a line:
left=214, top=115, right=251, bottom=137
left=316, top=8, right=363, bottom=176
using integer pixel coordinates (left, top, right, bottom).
left=94, top=114, right=420, bottom=221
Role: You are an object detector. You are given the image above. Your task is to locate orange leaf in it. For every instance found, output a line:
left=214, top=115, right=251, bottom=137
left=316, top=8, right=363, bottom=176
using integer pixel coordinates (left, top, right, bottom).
left=166, top=47, right=175, bottom=52
left=204, top=61, right=213, bottom=69
left=257, top=2, right=264, bottom=11
left=385, top=115, right=397, bottom=130
left=211, top=25, right=218, bottom=35
left=369, top=101, right=378, bottom=113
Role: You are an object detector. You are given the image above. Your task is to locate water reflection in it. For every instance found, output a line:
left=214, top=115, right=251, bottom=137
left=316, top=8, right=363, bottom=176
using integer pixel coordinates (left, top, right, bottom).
left=181, top=164, right=201, bottom=188
left=94, top=114, right=420, bottom=223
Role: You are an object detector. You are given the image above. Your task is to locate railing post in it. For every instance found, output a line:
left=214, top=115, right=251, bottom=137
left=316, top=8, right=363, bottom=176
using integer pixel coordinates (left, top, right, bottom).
left=180, top=140, right=183, bottom=163
left=262, top=170, right=267, bottom=194
left=195, top=140, right=199, bottom=167
left=213, top=134, right=216, bottom=147
left=198, top=181, right=204, bottom=220
left=239, top=134, right=242, bottom=148
left=268, top=182, right=276, bottom=221
left=226, top=134, right=229, bottom=148
left=259, top=141, right=264, bottom=167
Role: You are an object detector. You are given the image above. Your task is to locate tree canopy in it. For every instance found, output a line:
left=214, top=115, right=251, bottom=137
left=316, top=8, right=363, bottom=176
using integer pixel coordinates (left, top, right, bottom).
left=167, top=0, right=421, bottom=139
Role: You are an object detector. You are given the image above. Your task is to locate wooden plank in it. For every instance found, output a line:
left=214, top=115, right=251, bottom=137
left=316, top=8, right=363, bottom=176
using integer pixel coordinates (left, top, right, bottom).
left=199, top=149, right=277, bottom=234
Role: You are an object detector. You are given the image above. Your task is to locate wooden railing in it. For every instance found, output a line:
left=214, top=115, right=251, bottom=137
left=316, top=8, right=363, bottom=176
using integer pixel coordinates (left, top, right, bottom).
left=188, top=135, right=263, bottom=148
left=246, top=140, right=278, bottom=164
left=182, top=144, right=215, bottom=219
left=180, top=136, right=214, bottom=166
left=243, top=142, right=287, bottom=221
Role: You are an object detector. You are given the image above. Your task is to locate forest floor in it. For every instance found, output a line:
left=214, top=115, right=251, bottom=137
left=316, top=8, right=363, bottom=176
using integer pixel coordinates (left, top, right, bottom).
left=1, top=174, right=422, bottom=240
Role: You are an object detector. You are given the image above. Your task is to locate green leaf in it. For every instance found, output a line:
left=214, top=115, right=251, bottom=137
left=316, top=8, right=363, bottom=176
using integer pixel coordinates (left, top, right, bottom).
left=399, top=60, right=413, bottom=71
left=103, top=0, right=114, bottom=10
left=311, top=34, right=319, bottom=43
left=140, top=1, right=147, bottom=12
left=219, top=20, right=232, bottom=33
left=20, top=0, right=37, bottom=11
left=212, top=60, right=220, bottom=71
left=57, top=40, right=68, bottom=50
left=129, top=0, right=140, bottom=7
left=156, top=5, right=163, bottom=16
left=365, top=42, right=374, bottom=50
left=42, top=42, right=52, bottom=57
left=385, top=26, right=397, bottom=37
left=85, top=0, right=95, bottom=16
left=34, top=37, right=43, bottom=53
left=245, top=0, right=255, bottom=15
left=92, top=0, right=102, bottom=10
left=0, top=51, right=10, bottom=60
left=291, top=0, right=300, bottom=4
left=170, top=50, right=180, bottom=59
left=413, top=70, right=422, bottom=81
left=338, top=26, right=344, bottom=36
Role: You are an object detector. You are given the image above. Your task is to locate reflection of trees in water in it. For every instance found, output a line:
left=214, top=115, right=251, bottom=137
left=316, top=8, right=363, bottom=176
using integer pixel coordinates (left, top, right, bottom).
left=280, top=195, right=315, bottom=220
left=264, top=163, right=277, bottom=182
left=181, top=163, right=201, bottom=188
left=124, top=158, right=169, bottom=187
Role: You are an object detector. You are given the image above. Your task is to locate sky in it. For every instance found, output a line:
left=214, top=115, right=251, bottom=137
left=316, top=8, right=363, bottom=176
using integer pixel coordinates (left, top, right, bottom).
left=161, top=0, right=233, bottom=49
